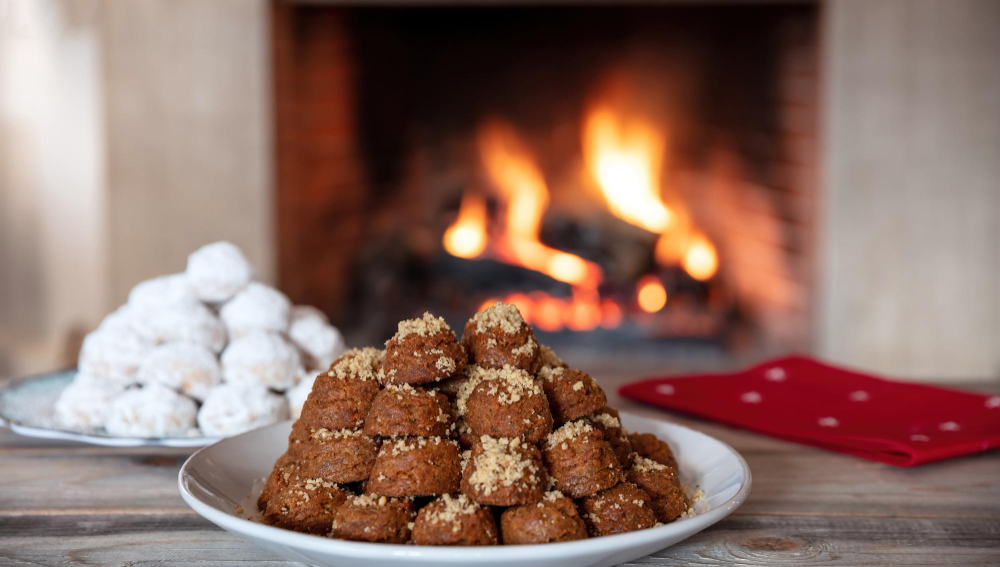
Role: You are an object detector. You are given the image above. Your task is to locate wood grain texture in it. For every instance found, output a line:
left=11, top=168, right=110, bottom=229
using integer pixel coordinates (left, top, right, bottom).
left=0, top=378, right=997, bottom=565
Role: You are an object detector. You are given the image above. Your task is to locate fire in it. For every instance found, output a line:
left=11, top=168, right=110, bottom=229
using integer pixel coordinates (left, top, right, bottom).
left=451, top=105, right=721, bottom=333
left=584, top=105, right=719, bottom=282
left=682, top=235, right=719, bottom=281
left=443, top=192, right=487, bottom=259
left=476, top=121, right=603, bottom=289
left=637, top=275, right=667, bottom=313
left=583, top=107, right=671, bottom=233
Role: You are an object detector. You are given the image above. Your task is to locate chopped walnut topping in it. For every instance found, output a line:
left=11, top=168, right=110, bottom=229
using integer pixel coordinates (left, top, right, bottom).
left=393, top=312, right=451, bottom=339
left=471, top=302, right=526, bottom=334
left=302, top=477, right=337, bottom=491
left=311, top=427, right=364, bottom=441
left=511, top=338, right=536, bottom=356
left=328, top=347, right=383, bottom=382
left=466, top=364, right=542, bottom=406
left=538, top=344, right=564, bottom=368
left=435, top=356, right=456, bottom=373
left=350, top=494, right=389, bottom=507
left=546, top=420, right=595, bottom=449
left=467, top=436, right=538, bottom=495
left=454, top=367, right=485, bottom=416
left=543, top=490, right=564, bottom=502
left=632, top=453, right=669, bottom=473
left=588, top=412, right=621, bottom=430
left=572, top=381, right=584, bottom=391
left=384, top=437, right=450, bottom=456
left=423, top=493, right=481, bottom=527
left=538, top=366, right=565, bottom=382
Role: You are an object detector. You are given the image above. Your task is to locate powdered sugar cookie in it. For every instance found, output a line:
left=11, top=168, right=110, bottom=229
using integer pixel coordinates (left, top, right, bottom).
left=78, top=328, right=150, bottom=388
left=286, top=371, right=317, bottom=419
left=54, top=372, right=127, bottom=432
left=289, top=314, right=346, bottom=371
left=138, top=342, right=221, bottom=401
left=140, top=302, right=228, bottom=353
left=291, top=305, right=328, bottom=327
left=186, top=241, right=254, bottom=303
left=219, top=282, right=291, bottom=339
left=221, top=331, right=302, bottom=391
left=97, top=305, right=143, bottom=336
left=127, top=273, right=199, bottom=310
left=197, top=382, right=289, bottom=436
left=104, top=384, right=198, bottom=438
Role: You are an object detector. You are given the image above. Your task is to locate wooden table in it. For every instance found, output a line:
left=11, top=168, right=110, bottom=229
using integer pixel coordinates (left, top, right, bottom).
left=2, top=377, right=999, bottom=566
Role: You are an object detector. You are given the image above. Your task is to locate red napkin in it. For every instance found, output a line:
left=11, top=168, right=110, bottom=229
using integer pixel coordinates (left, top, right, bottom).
left=618, top=356, right=1000, bottom=467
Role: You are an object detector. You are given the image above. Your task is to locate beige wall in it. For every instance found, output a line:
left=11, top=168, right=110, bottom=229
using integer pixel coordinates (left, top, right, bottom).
left=0, top=0, right=109, bottom=374
left=0, top=0, right=273, bottom=376
left=102, top=0, right=274, bottom=304
left=819, top=0, right=1000, bottom=380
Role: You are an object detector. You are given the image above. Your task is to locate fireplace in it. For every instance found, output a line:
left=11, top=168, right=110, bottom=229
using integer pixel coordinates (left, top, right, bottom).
left=272, top=2, right=818, bottom=366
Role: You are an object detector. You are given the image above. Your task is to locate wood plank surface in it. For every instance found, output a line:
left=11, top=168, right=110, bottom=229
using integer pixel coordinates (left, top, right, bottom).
left=1, top=378, right=998, bottom=566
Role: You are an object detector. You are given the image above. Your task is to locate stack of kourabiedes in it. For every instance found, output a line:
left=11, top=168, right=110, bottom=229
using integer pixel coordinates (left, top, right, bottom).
left=257, top=302, right=689, bottom=545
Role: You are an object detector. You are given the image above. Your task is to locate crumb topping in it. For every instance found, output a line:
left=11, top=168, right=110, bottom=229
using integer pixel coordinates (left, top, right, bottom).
left=328, top=347, right=382, bottom=382
left=632, top=454, right=669, bottom=473
left=351, top=494, right=389, bottom=507
left=384, top=382, right=438, bottom=398
left=538, top=366, right=565, bottom=382
left=393, top=312, right=451, bottom=340
left=543, top=490, right=564, bottom=502
left=588, top=412, right=621, bottom=430
left=546, top=420, right=595, bottom=448
left=312, top=427, right=364, bottom=441
left=454, top=370, right=482, bottom=416
left=468, top=364, right=541, bottom=406
left=302, top=478, right=338, bottom=491
left=471, top=302, right=526, bottom=334
left=511, top=338, right=536, bottom=356
left=383, top=436, right=449, bottom=456
left=538, top=344, right=564, bottom=368
left=435, top=356, right=456, bottom=373
left=572, top=381, right=584, bottom=391
left=467, top=436, right=539, bottom=494
left=423, top=494, right=480, bottom=530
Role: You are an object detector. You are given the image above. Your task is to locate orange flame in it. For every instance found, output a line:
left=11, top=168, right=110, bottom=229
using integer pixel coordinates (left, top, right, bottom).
left=459, top=104, right=721, bottom=332
left=682, top=234, right=719, bottom=281
left=584, top=105, right=720, bottom=282
left=583, top=106, right=671, bottom=233
left=637, top=275, right=668, bottom=313
left=443, top=192, right=488, bottom=259
left=477, top=121, right=603, bottom=290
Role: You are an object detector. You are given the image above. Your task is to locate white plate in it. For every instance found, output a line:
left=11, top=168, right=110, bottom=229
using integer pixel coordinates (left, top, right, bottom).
left=0, top=371, right=219, bottom=448
left=179, top=412, right=751, bottom=567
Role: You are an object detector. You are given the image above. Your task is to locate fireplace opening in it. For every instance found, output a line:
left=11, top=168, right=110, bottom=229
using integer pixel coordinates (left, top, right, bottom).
left=273, top=3, right=819, bottom=366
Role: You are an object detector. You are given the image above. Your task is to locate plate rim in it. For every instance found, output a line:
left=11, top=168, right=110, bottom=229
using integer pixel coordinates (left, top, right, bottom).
left=178, top=412, right=752, bottom=560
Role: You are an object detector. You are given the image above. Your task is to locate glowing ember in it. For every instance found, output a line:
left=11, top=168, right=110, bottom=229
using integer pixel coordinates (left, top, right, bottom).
left=566, top=291, right=601, bottom=331
left=443, top=192, right=488, bottom=259
left=583, top=107, right=671, bottom=233
left=682, top=235, right=718, bottom=281
left=637, top=275, right=668, bottom=313
left=600, top=299, right=623, bottom=329
left=533, top=294, right=564, bottom=332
